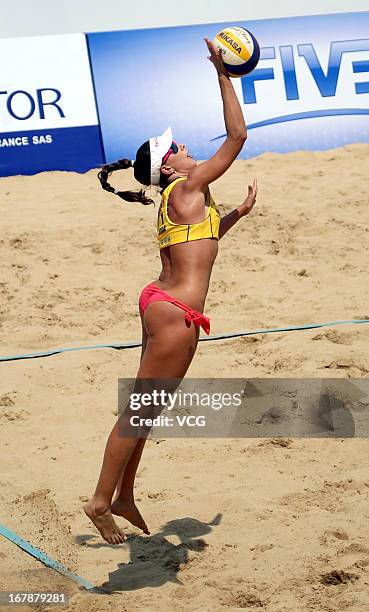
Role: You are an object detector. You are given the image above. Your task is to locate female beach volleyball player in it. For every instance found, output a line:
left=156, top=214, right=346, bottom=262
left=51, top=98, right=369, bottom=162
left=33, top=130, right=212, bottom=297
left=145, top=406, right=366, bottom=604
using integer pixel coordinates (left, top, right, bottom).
left=84, top=38, right=257, bottom=543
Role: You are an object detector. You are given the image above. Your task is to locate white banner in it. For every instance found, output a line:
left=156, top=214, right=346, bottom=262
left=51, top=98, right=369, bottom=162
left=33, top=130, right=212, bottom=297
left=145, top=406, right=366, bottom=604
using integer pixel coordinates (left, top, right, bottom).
left=0, top=33, right=98, bottom=132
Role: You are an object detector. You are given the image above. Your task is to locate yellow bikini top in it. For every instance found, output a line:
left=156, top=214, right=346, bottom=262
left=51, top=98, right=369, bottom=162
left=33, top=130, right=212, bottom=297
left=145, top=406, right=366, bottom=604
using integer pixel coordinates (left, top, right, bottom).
left=157, top=177, right=220, bottom=249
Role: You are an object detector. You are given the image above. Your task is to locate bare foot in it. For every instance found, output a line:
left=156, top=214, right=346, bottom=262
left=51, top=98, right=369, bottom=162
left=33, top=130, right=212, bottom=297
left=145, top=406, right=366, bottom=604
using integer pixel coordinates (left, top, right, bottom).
left=111, top=498, right=150, bottom=535
left=84, top=500, right=127, bottom=544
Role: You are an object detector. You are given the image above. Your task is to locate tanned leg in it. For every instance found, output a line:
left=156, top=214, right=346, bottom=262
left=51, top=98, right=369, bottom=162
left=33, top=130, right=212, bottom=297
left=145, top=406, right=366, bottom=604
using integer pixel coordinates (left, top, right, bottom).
left=111, top=438, right=149, bottom=533
left=84, top=301, right=199, bottom=543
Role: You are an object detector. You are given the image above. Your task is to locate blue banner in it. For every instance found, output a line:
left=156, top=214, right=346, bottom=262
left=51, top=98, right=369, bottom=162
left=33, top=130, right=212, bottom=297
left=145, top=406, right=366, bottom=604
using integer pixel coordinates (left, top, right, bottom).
left=87, top=12, right=369, bottom=162
left=0, top=126, right=104, bottom=176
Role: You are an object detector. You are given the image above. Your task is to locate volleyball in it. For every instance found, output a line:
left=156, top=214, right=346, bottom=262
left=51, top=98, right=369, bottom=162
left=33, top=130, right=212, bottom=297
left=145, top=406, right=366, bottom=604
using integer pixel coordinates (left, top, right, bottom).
left=213, top=26, right=260, bottom=77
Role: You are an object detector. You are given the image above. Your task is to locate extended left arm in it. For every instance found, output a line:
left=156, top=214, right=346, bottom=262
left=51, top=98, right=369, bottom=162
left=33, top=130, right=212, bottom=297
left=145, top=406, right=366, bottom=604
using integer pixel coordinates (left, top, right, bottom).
left=219, top=178, right=258, bottom=239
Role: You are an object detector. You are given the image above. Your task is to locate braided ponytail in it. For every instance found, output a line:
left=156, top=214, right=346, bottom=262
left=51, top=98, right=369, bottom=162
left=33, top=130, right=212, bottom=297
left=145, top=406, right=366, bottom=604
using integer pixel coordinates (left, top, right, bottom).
left=98, top=158, right=154, bottom=206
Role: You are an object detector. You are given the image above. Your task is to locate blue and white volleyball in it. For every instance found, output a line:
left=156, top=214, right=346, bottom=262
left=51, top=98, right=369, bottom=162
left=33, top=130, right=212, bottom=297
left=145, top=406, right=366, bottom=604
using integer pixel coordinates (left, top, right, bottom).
left=213, top=26, right=260, bottom=77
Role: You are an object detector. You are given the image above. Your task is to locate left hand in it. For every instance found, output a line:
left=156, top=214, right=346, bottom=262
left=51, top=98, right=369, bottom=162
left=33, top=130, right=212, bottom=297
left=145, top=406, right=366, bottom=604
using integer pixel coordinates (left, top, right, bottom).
left=239, top=178, right=258, bottom=216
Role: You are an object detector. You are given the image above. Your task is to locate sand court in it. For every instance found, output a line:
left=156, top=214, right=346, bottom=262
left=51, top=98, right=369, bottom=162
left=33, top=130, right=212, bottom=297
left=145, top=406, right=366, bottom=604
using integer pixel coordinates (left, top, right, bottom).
left=1, top=145, right=369, bottom=610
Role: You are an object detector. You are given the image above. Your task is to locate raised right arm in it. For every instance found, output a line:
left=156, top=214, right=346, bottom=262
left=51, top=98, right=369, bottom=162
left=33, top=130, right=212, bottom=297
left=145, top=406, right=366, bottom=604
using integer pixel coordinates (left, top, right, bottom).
left=183, top=39, right=247, bottom=192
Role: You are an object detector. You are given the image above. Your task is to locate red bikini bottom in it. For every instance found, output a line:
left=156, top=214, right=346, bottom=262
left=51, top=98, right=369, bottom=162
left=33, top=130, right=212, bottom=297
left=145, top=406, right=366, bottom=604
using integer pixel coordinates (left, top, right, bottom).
left=138, top=283, right=210, bottom=335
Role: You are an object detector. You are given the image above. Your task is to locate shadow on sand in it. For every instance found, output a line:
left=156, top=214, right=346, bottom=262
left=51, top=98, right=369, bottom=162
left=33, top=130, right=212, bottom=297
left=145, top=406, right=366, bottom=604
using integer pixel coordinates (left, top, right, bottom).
left=77, top=513, right=222, bottom=592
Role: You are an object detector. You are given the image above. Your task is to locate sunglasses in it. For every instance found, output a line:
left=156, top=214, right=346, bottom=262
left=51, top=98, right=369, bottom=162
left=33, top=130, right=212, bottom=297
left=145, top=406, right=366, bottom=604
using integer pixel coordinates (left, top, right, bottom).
left=162, top=141, right=179, bottom=164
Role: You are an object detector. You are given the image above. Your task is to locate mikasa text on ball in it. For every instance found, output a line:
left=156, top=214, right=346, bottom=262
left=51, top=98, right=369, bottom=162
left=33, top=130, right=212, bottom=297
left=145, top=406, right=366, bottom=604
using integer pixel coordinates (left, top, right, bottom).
left=213, top=26, right=260, bottom=77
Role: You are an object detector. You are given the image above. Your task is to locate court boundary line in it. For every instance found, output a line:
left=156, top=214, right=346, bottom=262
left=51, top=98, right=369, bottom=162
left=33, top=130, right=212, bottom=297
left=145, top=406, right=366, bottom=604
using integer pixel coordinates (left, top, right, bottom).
left=0, top=522, right=96, bottom=591
left=1, top=317, right=368, bottom=362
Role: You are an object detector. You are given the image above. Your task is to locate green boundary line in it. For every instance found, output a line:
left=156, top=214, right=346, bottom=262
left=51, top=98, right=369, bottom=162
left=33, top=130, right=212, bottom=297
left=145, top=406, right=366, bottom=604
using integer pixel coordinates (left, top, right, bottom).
left=1, top=317, right=368, bottom=363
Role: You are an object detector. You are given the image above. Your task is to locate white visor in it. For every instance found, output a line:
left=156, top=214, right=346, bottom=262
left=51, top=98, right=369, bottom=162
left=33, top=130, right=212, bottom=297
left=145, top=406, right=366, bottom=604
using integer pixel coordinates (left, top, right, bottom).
left=149, top=126, right=173, bottom=186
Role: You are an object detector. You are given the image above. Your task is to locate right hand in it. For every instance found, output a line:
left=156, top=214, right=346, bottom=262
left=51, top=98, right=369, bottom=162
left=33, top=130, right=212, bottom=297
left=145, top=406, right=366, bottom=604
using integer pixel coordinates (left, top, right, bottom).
left=204, top=38, right=229, bottom=77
